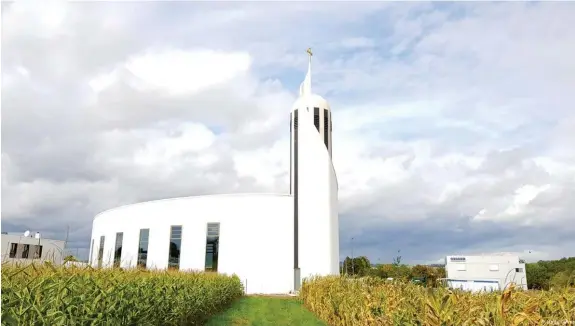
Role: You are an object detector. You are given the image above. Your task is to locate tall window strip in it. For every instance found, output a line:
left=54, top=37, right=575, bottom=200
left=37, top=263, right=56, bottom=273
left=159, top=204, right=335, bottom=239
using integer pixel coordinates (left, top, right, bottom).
left=97, top=235, right=105, bottom=268
left=138, top=229, right=150, bottom=268
left=114, top=232, right=123, bottom=267
left=294, top=113, right=298, bottom=130
left=323, top=109, right=329, bottom=151
left=169, top=226, right=182, bottom=269
left=89, top=239, right=94, bottom=263
left=294, top=109, right=299, bottom=271
left=204, top=223, right=220, bottom=272
left=313, top=107, right=320, bottom=131
left=330, top=115, right=333, bottom=153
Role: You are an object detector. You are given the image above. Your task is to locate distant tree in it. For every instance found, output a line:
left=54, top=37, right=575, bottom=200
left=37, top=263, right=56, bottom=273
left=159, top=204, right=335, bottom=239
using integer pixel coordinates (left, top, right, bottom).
left=380, top=264, right=396, bottom=278
left=64, top=255, right=78, bottom=262
left=357, top=257, right=447, bottom=288
left=355, top=256, right=371, bottom=276
left=391, top=264, right=412, bottom=281
left=343, top=256, right=371, bottom=276
left=526, top=263, right=549, bottom=289
left=435, top=266, right=446, bottom=279
left=526, top=257, right=575, bottom=290
left=425, top=266, right=446, bottom=287
left=550, top=271, right=571, bottom=289
left=411, top=265, right=429, bottom=278
left=368, top=263, right=395, bottom=278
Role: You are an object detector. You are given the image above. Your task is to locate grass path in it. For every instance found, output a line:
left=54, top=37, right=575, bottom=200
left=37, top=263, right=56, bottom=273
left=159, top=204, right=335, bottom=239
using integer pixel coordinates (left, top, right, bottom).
left=206, top=295, right=326, bottom=326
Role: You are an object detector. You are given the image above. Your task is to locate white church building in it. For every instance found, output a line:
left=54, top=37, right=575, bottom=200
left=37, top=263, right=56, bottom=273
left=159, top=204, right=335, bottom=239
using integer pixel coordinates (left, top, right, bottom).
left=88, top=50, right=340, bottom=294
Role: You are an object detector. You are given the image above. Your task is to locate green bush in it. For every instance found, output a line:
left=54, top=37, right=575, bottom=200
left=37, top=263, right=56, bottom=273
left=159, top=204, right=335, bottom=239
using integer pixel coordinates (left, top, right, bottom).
left=1, top=263, right=244, bottom=325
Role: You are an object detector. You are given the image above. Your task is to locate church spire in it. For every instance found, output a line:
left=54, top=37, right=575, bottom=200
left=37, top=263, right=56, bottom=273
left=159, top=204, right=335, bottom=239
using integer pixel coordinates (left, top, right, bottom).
left=299, top=48, right=313, bottom=97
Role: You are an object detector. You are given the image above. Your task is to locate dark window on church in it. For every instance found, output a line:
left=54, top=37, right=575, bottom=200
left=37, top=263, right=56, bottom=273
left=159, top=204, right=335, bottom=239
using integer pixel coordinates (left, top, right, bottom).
left=324, top=109, right=329, bottom=150
left=137, top=229, right=149, bottom=268
left=89, top=239, right=94, bottom=263
left=114, top=232, right=123, bottom=268
left=314, top=107, right=320, bottom=131
left=205, top=223, right=220, bottom=272
left=98, top=236, right=105, bottom=268
left=169, top=226, right=182, bottom=270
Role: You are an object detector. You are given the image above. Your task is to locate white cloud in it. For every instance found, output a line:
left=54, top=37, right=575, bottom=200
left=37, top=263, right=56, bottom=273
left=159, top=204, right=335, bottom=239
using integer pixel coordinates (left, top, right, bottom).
left=123, top=49, right=252, bottom=96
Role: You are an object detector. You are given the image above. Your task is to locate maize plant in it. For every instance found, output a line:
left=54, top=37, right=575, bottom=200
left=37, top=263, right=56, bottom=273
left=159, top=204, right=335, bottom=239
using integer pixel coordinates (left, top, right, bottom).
left=300, top=275, right=575, bottom=326
left=1, top=262, right=244, bottom=326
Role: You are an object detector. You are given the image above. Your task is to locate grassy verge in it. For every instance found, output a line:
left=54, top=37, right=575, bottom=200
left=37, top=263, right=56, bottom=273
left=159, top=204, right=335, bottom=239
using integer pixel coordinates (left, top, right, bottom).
left=207, top=296, right=326, bottom=326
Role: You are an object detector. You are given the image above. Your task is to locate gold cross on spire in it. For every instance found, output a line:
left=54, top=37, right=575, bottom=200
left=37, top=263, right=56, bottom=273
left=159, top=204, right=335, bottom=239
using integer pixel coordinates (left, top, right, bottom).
left=306, top=47, right=313, bottom=57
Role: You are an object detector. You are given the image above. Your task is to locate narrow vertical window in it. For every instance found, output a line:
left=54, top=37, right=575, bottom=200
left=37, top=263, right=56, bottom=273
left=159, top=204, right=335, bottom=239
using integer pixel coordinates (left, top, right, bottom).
left=323, top=109, right=329, bottom=150
left=138, top=229, right=149, bottom=268
left=9, top=243, right=17, bottom=258
left=34, top=245, right=43, bottom=259
left=330, top=115, right=333, bottom=153
left=204, top=223, right=220, bottom=272
left=294, top=109, right=299, bottom=274
left=89, top=239, right=94, bottom=263
left=314, top=107, right=320, bottom=131
left=98, top=236, right=105, bottom=268
left=21, top=244, right=30, bottom=259
left=168, top=226, right=182, bottom=270
left=114, top=232, right=123, bottom=268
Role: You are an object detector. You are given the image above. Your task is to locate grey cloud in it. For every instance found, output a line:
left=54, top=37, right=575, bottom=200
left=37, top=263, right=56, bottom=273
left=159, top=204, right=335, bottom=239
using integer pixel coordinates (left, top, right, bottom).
left=340, top=214, right=575, bottom=264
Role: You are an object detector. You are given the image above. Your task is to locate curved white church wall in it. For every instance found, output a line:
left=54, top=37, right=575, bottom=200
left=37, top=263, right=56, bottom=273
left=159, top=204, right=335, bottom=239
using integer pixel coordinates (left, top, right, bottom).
left=90, top=194, right=294, bottom=294
left=296, top=106, right=340, bottom=281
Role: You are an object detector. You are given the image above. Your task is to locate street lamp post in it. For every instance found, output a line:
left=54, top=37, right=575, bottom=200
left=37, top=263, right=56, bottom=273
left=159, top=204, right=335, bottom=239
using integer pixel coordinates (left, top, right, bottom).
left=351, top=237, right=355, bottom=275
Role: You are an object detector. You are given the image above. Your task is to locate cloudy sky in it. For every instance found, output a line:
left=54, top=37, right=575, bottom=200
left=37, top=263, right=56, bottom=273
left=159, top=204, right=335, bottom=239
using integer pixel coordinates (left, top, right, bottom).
left=2, top=1, right=574, bottom=264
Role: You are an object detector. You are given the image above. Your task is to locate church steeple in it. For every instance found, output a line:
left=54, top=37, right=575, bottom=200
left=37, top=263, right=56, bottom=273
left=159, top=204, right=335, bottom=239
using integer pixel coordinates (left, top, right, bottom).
left=299, top=48, right=313, bottom=97
left=290, top=48, right=337, bottom=292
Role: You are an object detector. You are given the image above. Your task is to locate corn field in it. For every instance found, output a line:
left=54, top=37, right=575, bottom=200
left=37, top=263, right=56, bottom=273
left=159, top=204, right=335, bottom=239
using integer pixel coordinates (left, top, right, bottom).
left=300, top=276, right=575, bottom=326
left=1, top=263, right=244, bottom=326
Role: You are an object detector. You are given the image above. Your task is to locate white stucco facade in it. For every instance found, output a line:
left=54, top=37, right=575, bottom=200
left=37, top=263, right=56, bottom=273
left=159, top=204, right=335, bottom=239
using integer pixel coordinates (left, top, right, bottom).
left=444, top=254, right=528, bottom=291
left=90, top=194, right=295, bottom=294
left=89, top=50, right=340, bottom=294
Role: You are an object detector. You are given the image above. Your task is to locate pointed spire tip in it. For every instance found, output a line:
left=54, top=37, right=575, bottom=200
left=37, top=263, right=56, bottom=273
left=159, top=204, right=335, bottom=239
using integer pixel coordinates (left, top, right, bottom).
left=299, top=48, right=313, bottom=97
